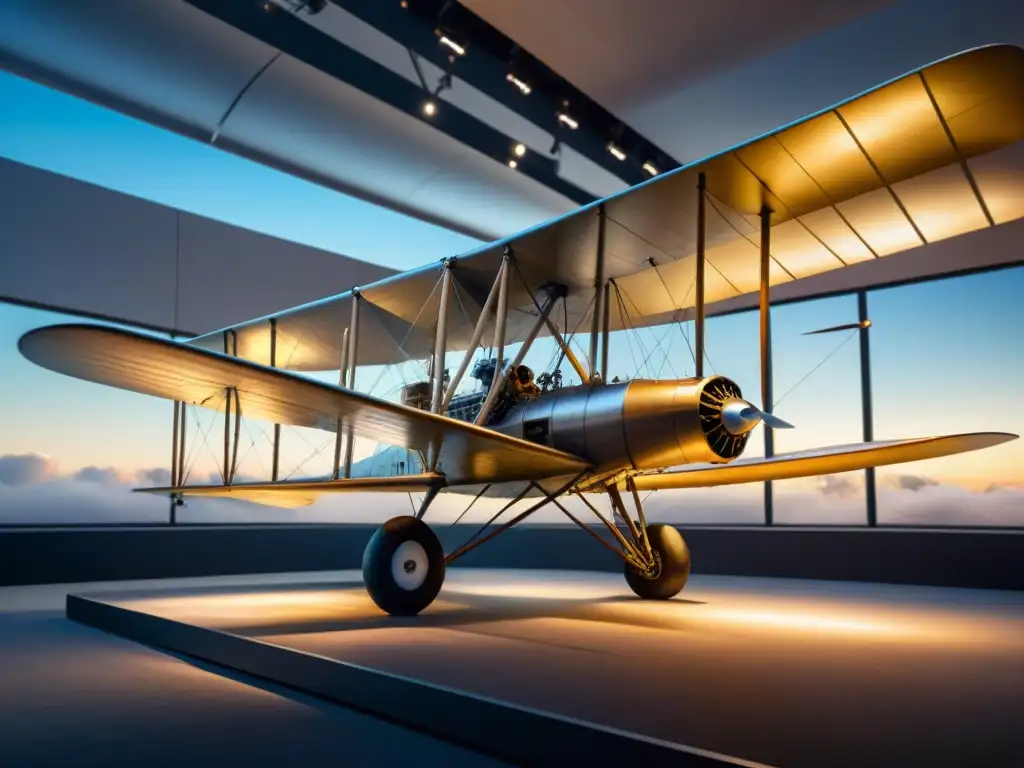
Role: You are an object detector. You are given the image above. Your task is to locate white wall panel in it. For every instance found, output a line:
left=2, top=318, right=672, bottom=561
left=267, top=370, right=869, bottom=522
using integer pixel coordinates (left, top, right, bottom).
left=0, top=157, right=394, bottom=334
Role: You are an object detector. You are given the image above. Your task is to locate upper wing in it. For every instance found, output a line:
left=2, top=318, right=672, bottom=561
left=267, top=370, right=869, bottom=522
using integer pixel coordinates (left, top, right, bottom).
left=628, top=433, right=1017, bottom=491
left=185, top=44, right=1024, bottom=370
left=19, top=324, right=591, bottom=486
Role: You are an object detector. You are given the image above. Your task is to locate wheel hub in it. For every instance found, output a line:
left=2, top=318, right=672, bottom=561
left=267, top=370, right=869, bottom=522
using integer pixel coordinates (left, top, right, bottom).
left=404, top=560, right=417, bottom=574
left=640, top=549, right=663, bottom=580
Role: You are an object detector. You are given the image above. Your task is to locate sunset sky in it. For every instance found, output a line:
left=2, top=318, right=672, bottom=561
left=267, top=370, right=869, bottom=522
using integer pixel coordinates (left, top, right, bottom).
left=0, top=68, right=1021, bottom=528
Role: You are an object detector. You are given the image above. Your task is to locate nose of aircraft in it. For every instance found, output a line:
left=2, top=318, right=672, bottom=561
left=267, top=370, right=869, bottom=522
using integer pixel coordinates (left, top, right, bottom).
left=721, top=398, right=795, bottom=435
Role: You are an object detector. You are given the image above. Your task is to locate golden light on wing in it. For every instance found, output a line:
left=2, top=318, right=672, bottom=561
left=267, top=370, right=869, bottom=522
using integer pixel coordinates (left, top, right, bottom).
left=893, top=163, right=990, bottom=242
left=775, top=112, right=879, bottom=202
left=837, top=75, right=956, bottom=184
left=835, top=187, right=923, bottom=256
left=766, top=219, right=845, bottom=278
left=630, top=433, right=1018, bottom=491
left=797, top=207, right=875, bottom=263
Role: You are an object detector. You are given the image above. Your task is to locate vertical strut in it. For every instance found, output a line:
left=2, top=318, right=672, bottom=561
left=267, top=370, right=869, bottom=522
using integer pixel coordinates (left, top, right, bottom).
left=177, top=403, right=187, bottom=487
left=759, top=205, right=774, bottom=525
left=343, top=292, right=361, bottom=478
left=170, top=401, right=180, bottom=491
left=443, top=259, right=505, bottom=411
left=600, top=281, right=611, bottom=382
left=474, top=250, right=511, bottom=426
left=222, top=331, right=232, bottom=485
left=431, top=260, right=454, bottom=413
left=333, top=327, right=350, bottom=481
left=695, top=172, right=707, bottom=378
left=170, top=399, right=180, bottom=523
left=858, top=290, right=877, bottom=527
left=476, top=288, right=561, bottom=426
left=270, top=318, right=281, bottom=482
left=589, top=204, right=607, bottom=381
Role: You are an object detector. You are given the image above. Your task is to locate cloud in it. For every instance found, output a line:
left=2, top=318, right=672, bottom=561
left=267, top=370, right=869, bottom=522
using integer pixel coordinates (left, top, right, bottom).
left=73, top=466, right=122, bottom=484
left=0, top=453, right=1022, bottom=528
left=0, top=453, right=58, bottom=486
left=819, top=474, right=860, bottom=498
left=886, top=474, right=938, bottom=492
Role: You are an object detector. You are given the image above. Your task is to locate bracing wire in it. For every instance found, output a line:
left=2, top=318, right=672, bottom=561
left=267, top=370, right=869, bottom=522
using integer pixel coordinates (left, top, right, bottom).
left=774, top=329, right=860, bottom=409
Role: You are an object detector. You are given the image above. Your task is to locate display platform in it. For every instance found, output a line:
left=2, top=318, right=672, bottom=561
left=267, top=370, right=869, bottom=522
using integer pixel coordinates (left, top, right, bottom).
left=67, top=569, right=1024, bottom=768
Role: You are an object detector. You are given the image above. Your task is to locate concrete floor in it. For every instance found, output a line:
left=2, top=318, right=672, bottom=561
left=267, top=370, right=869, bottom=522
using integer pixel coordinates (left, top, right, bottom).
left=0, top=574, right=509, bottom=768
left=96, top=569, right=1024, bottom=768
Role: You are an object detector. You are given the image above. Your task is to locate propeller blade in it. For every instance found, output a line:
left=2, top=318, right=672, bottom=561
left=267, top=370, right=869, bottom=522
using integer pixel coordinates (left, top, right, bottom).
left=757, top=409, right=795, bottom=429
left=802, top=320, right=871, bottom=335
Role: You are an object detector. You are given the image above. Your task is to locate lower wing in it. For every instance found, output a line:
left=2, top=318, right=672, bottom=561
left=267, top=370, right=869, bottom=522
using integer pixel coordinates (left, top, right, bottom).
left=19, top=324, right=591, bottom=487
left=629, top=433, right=1017, bottom=491
left=140, top=474, right=442, bottom=509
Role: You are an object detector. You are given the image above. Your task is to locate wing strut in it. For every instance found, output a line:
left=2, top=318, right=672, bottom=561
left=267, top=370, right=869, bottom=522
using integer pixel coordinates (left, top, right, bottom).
left=759, top=204, right=775, bottom=524
left=342, top=291, right=361, bottom=479
left=589, top=204, right=607, bottom=381
left=695, top=172, right=707, bottom=377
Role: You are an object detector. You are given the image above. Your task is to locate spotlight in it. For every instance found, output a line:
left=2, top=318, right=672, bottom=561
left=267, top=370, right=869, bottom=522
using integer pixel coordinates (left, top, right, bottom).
left=506, top=73, right=531, bottom=95
left=400, top=0, right=408, bottom=6
left=422, top=100, right=437, bottom=117
left=508, top=159, right=518, bottom=169
left=607, top=143, right=626, bottom=161
left=438, top=35, right=465, bottom=57
left=512, top=142, right=526, bottom=157
left=642, top=161, right=658, bottom=176
left=557, top=112, right=578, bottom=130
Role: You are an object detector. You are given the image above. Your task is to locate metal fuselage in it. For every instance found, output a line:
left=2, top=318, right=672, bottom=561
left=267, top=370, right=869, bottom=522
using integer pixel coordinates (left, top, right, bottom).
left=488, top=375, right=753, bottom=485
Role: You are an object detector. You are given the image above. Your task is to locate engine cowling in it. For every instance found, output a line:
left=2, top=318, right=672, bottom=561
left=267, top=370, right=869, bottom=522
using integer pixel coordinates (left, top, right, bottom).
left=491, top=376, right=753, bottom=472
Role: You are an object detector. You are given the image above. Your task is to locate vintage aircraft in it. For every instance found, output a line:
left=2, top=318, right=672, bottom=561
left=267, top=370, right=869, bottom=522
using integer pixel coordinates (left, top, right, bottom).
left=18, top=44, right=1023, bottom=616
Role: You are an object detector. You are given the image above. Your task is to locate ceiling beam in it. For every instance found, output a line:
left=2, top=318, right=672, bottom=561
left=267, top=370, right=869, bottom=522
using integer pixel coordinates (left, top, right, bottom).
left=329, top=0, right=681, bottom=186
left=185, top=0, right=597, bottom=208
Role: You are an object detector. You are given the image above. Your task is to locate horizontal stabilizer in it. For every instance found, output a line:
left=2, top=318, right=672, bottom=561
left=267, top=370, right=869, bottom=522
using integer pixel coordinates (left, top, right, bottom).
left=19, top=324, right=591, bottom=487
left=137, top=473, right=443, bottom=509
left=630, top=432, right=1017, bottom=491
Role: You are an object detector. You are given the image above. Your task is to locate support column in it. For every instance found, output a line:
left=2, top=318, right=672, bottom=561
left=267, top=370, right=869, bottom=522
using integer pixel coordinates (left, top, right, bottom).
left=342, top=292, right=361, bottom=478
left=695, top=172, right=707, bottom=378
left=475, top=249, right=511, bottom=424
left=759, top=206, right=774, bottom=526
left=270, top=318, right=281, bottom=482
left=858, top=290, right=877, bottom=527
left=589, top=204, right=607, bottom=381
left=431, top=260, right=455, bottom=413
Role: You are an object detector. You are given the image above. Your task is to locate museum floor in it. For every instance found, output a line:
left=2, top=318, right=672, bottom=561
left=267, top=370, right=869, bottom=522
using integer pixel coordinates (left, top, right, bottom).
left=2, top=569, right=1023, bottom=767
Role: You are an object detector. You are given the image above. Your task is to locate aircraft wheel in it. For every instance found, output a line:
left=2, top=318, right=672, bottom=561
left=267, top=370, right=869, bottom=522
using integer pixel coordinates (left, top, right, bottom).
left=362, top=515, right=445, bottom=616
left=624, top=524, right=691, bottom=600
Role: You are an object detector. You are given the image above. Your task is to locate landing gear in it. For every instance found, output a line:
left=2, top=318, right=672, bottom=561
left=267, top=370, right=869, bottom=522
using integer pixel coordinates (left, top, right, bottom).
left=362, top=516, right=445, bottom=616
left=623, top=524, right=691, bottom=600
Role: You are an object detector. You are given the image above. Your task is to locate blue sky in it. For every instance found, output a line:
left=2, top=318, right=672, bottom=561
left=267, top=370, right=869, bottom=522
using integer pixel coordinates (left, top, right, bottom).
left=0, top=68, right=1021, bottom=526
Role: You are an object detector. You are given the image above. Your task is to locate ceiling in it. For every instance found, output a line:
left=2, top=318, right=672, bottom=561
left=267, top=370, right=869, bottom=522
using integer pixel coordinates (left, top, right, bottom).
left=2, top=0, right=1022, bottom=250
left=463, top=0, right=895, bottom=115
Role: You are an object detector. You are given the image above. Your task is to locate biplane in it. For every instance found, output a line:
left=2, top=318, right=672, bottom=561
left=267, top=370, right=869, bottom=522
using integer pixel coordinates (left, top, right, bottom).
left=18, top=45, right=1023, bottom=616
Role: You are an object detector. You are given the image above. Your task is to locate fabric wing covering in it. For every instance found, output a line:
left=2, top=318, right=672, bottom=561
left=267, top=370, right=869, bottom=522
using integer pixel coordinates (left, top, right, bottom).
left=17, top=325, right=592, bottom=489
left=184, top=44, right=1024, bottom=371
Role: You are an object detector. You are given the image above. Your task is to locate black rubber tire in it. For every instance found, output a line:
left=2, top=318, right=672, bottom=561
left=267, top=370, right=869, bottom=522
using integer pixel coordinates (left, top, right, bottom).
left=362, top=516, right=445, bottom=616
left=624, top=524, right=691, bottom=600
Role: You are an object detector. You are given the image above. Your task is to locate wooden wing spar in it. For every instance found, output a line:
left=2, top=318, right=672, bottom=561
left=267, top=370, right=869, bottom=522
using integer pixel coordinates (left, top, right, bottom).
left=184, top=44, right=1024, bottom=371
left=18, top=324, right=592, bottom=489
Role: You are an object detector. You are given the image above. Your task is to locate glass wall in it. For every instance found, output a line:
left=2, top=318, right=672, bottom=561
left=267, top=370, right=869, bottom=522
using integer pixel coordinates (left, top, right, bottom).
left=771, top=294, right=867, bottom=525
left=869, top=266, right=1024, bottom=527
